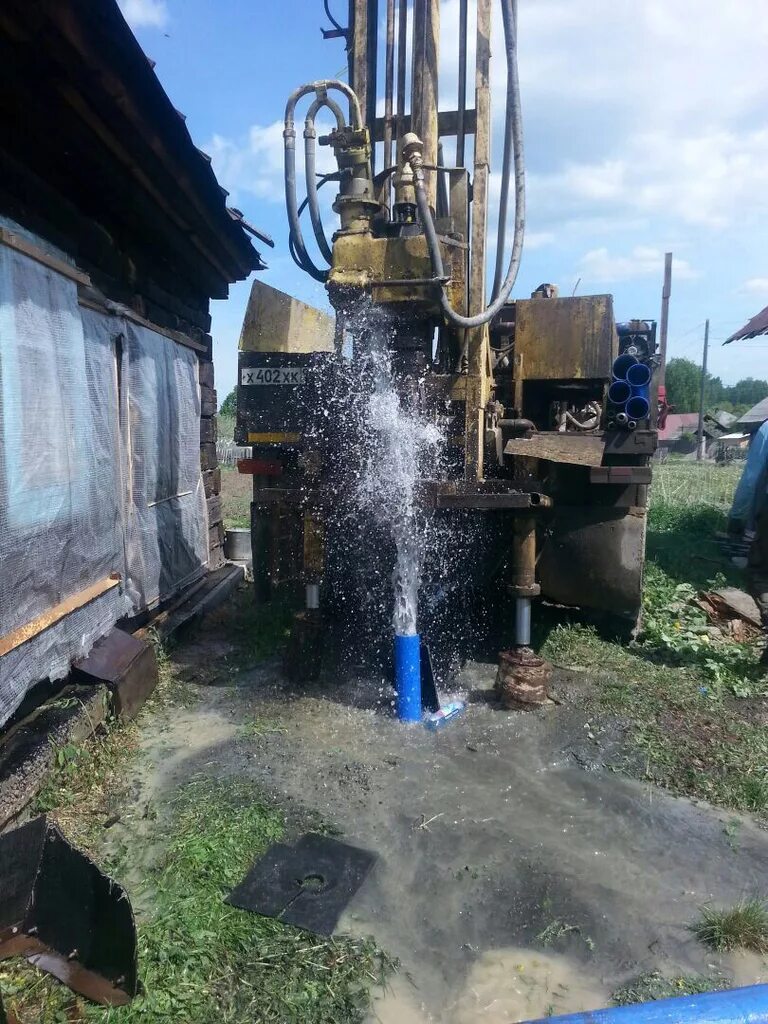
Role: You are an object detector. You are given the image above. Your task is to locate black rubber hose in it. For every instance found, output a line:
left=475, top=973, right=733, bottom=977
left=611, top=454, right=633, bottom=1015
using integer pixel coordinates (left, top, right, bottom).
left=288, top=175, right=335, bottom=278
left=412, top=0, right=525, bottom=328
left=304, top=96, right=345, bottom=265
left=491, top=0, right=517, bottom=299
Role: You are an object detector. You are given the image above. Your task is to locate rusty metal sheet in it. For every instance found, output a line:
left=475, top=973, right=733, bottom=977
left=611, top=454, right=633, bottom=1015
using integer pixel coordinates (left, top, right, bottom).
left=504, top=433, right=605, bottom=467
left=537, top=506, right=647, bottom=620
left=514, top=295, right=616, bottom=380
left=726, top=303, right=768, bottom=342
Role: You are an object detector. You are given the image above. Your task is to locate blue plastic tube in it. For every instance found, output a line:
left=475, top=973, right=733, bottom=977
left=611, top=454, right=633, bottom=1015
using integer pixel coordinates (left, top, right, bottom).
left=394, top=633, right=421, bottom=722
left=627, top=392, right=650, bottom=419
left=608, top=379, right=632, bottom=405
left=626, top=362, right=652, bottom=387
left=613, top=353, right=638, bottom=380
left=518, top=984, right=768, bottom=1024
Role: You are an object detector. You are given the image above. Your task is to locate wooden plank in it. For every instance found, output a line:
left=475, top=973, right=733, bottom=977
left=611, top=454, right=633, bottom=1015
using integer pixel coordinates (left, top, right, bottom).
left=203, top=467, right=221, bottom=498
left=199, top=360, right=215, bottom=388
left=504, top=433, right=606, bottom=468
left=201, top=385, right=217, bottom=418
left=0, top=226, right=91, bottom=286
left=200, top=442, right=217, bottom=472
left=0, top=576, right=121, bottom=657
left=206, top=494, right=222, bottom=526
left=200, top=416, right=217, bottom=444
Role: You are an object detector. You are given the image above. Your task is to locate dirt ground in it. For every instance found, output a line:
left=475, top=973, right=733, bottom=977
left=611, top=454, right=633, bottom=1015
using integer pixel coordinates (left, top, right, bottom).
left=132, top=592, right=768, bottom=1023
left=220, top=465, right=251, bottom=529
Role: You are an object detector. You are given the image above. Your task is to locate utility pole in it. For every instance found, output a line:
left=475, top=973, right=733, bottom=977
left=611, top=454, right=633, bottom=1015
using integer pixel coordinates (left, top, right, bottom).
left=697, top=318, right=710, bottom=461
left=658, top=252, right=673, bottom=387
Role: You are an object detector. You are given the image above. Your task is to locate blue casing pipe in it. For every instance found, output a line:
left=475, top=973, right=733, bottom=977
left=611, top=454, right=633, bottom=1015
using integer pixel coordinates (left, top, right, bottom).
left=518, top=984, right=768, bottom=1024
left=627, top=387, right=650, bottom=419
left=613, top=353, right=639, bottom=380
left=394, top=633, right=421, bottom=722
left=608, top=379, right=632, bottom=405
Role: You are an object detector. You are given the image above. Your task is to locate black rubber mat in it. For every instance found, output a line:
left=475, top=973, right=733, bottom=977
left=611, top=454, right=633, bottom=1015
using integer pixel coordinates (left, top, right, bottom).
left=226, top=833, right=375, bottom=936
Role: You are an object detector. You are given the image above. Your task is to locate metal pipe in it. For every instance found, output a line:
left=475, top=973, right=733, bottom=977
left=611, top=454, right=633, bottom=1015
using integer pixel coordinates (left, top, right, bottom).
left=518, top=984, right=768, bottom=1024
left=409, top=0, right=526, bottom=328
left=366, top=0, right=379, bottom=176
left=511, top=516, right=536, bottom=597
left=410, top=0, right=440, bottom=209
left=515, top=597, right=531, bottom=646
left=436, top=142, right=449, bottom=219
left=305, top=584, right=320, bottom=611
left=383, top=0, right=396, bottom=179
left=498, top=418, right=535, bottom=432
left=456, top=0, right=468, bottom=167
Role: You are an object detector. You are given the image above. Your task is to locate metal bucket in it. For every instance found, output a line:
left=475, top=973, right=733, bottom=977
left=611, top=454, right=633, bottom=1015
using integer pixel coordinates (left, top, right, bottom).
left=224, top=527, right=252, bottom=562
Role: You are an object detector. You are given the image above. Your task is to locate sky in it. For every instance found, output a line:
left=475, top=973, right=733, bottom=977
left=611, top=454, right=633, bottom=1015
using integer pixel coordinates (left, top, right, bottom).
left=119, top=0, right=768, bottom=400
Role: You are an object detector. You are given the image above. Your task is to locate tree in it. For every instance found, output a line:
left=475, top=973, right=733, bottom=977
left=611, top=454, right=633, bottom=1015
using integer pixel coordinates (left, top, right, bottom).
left=219, top=388, right=237, bottom=417
left=664, top=357, right=768, bottom=415
left=665, top=357, right=703, bottom=412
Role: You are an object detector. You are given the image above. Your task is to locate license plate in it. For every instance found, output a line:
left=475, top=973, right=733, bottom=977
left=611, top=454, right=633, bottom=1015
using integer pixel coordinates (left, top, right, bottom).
left=240, top=367, right=306, bottom=386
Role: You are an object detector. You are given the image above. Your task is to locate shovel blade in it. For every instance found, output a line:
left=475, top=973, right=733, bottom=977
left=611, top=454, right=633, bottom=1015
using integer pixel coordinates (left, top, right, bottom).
left=0, top=817, right=138, bottom=1006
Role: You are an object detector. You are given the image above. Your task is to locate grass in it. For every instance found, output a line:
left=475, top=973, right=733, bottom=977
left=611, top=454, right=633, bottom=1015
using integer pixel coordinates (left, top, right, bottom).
left=220, top=465, right=251, bottom=530
left=2, top=780, right=393, bottom=1023
left=652, top=460, right=742, bottom=511
left=542, top=460, right=768, bottom=817
left=612, top=971, right=725, bottom=1006
left=691, top=898, right=768, bottom=954
left=1, top=596, right=389, bottom=1024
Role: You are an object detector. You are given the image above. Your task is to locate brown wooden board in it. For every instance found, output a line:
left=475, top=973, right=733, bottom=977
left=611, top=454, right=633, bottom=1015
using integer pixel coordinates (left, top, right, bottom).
left=504, top=434, right=606, bottom=467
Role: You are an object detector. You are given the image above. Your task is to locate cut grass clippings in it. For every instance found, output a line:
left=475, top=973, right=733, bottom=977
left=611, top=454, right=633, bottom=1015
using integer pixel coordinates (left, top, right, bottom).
left=542, top=473, right=768, bottom=818
left=691, top=898, right=768, bottom=954
left=612, top=971, right=726, bottom=1006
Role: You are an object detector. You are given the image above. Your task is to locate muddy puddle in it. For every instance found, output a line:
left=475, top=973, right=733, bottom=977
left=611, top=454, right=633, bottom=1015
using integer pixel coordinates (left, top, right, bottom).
left=121, top=635, right=768, bottom=1023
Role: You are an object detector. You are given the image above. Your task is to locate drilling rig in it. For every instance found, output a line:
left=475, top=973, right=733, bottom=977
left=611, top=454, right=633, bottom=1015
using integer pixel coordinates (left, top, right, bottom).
left=235, top=0, right=658, bottom=696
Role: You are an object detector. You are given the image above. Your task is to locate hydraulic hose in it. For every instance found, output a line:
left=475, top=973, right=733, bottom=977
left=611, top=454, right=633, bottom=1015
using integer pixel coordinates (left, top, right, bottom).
left=491, top=0, right=519, bottom=299
left=288, top=174, right=335, bottom=275
left=410, top=0, right=525, bottom=329
left=284, top=81, right=363, bottom=283
left=304, top=96, right=345, bottom=265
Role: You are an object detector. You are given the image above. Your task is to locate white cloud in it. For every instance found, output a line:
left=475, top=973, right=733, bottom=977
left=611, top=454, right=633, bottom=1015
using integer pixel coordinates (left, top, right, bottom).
left=206, top=115, right=338, bottom=207
left=119, top=0, right=168, bottom=29
left=740, top=278, right=768, bottom=296
left=578, top=246, right=696, bottom=285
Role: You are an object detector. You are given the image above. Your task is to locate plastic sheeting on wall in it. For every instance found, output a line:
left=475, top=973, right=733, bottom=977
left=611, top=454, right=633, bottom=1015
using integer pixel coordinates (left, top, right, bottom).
left=123, top=320, right=208, bottom=609
left=0, top=229, right=209, bottom=727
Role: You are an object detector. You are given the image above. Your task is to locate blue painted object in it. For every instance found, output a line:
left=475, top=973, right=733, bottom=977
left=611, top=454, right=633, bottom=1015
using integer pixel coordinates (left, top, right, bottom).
left=518, top=984, right=768, bottom=1024
left=608, top=379, right=632, bottom=404
left=394, top=633, right=422, bottom=722
left=613, top=353, right=638, bottom=380
left=626, top=392, right=650, bottom=419
left=626, top=362, right=652, bottom=387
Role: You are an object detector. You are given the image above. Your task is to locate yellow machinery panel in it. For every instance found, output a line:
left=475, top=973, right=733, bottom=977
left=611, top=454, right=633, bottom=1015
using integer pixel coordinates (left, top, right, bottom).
left=514, top=295, right=617, bottom=380
left=239, top=279, right=335, bottom=354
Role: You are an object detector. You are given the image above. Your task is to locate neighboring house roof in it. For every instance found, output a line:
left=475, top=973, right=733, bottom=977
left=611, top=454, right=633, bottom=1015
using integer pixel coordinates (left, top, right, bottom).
left=718, top=432, right=750, bottom=441
left=737, top=397, right=768, bottom=428
left=0, top=0, right=265, bottom=295
left=726, top=304, right=768, bottom=343
left=705, top=409, right=738, bottom=430
left=658, top=413, right=700, bottom=441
